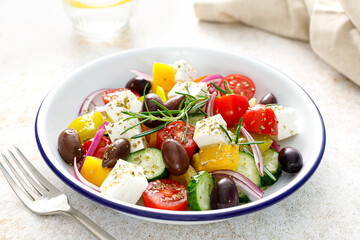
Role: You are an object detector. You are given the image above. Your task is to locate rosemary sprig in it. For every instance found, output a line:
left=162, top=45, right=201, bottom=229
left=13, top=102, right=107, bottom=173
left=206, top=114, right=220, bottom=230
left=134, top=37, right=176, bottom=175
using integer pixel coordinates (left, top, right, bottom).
left=234, top=117, right=243, bottom=144
left=183, top=112, right=189, bottom=144
left=223, top=80, right=234, bottom=94
left=210, top=82, right=227, bottom=95
left=121, top=84, right=211, bottom=139
left=219, top=123, right=264, bottom=146
left=220, top=125, right=232, bottom=143
left=131, top=122, right=170, bottom=139
left=237, top=141, right=264, bottom=145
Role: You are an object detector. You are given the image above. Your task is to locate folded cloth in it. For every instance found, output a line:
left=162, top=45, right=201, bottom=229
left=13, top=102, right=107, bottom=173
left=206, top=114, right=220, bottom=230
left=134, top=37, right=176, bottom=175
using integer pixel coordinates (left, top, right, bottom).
left=194, top=0, right=360, bottom=86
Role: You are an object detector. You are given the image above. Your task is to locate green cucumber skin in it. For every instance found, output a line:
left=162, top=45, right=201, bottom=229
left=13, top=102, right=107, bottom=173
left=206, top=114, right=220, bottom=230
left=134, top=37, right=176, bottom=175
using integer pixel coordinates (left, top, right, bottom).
left=126, top=148, right=168, bottom=182
left=186, top=171, right=215, bottom=211
left=261, top=148, right=281, bottom=187
left=188, top=114, right=205, bottom=127
left=237, top=151, right=261, bottom=186
left=261, top=169, right=281, bottom=186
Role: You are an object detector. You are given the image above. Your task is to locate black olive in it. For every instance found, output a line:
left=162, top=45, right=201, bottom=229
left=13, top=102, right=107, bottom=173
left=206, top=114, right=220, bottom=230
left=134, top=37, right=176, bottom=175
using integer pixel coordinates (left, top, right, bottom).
left=210, top=177, right=239, bottom=209
left=125, top=76, right=151, bottom=96
left=58, top=128, right=83, bottom=165
left=102, top=138, right=131, bottom=168
left=164, top=95, right=185, bottom=111
left=161, top=138, right=189, bottom=176
left=259, top=92, right=278, bottom=105
left=278, top=147, right=303, bottom=173
left=142, top=93, right=164, bottom=128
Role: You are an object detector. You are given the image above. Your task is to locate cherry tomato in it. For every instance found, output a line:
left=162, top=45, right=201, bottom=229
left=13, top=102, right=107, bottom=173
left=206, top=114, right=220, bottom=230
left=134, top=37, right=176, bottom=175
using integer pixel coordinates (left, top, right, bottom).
left=220, top=74, right=256, bottom=99
left=213, top=94, right=249, bottom=128
left=157, top=121, right=197, bottom=159
left=83, top=136, right=111, bottom=159
left=102, top=88, right=140, bottom=104
left=142, top=179, right=187, bottom=211
left=242, top=104, right=278, bottom=136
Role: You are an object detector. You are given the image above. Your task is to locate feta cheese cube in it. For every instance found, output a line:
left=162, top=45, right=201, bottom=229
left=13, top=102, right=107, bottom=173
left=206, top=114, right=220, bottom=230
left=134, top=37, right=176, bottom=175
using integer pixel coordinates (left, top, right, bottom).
left=106, top=117, right=146, bottom=152
left=172, top=60, right=197, bottom=82
left=270, top=105, right=299, bottom=141
left=103, top=90, right=142, bottom=122
left=129, top=137, right=147, bottom=153
left=193, top=114, right=231, bottom=149
left=106, top=117, right=141, bottom=141
left=167, top=82, right=208, bottom=99
left=100, top=160, right=148, bottom=204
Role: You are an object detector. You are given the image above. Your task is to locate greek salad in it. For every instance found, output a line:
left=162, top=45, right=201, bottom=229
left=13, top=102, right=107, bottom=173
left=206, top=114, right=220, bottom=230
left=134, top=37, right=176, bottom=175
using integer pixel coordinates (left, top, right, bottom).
left=57, top=60, right=303, bottom=211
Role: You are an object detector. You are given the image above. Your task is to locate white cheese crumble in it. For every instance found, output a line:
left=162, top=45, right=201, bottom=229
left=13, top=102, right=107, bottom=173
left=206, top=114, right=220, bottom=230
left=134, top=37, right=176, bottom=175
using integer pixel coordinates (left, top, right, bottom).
left=193, top=114, right=231, bottom=149
left=103, top=90, right=142, bottom=123
left=172, top=60, right=197, bottom=82
left=269, top=105, right=299, bottom=141
left=100, top=160, right=148, bottom=204
left=167, top=81, right=208, bottom=99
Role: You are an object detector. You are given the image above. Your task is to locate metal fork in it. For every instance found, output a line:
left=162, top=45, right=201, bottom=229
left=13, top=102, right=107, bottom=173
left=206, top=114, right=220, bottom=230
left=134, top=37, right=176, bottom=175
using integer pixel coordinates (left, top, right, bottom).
left=0, top=146, right=116, bottom=240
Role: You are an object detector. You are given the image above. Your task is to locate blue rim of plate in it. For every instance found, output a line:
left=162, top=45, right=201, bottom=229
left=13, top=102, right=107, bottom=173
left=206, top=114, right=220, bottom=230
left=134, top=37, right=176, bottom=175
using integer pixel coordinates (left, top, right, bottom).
left=34, top=48, right=326, bottom=222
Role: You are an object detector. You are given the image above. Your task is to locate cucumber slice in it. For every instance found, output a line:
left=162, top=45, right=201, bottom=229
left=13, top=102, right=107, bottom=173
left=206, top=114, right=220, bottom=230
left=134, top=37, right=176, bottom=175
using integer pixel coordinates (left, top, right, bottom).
left=261, top=148, right=281, bottom=186
left=187, top=171, right=215, bottom=211
left=236, top=151, right=261, bottom=186
left=188, top=114, right=205, bottom=127
left=236, top=151, right=261, bottom=203
left=126, top=148, right=168, bottom=181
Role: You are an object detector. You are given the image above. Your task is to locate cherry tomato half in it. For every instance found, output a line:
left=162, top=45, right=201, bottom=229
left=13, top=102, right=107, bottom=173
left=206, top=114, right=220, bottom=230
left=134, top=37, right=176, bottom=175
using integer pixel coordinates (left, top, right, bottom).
left=83, top=136, right=111, bottom=159
left=213, top=94, right=250, bottom=128
left=157, top=121, right=197, bottom=159
left=102, top=88, right=140, bottom=104
left=142, top=179, right=187, bottom=211
left=221, top=74, right=256, bottom=100
left=242, top=104, right=278, bottom=136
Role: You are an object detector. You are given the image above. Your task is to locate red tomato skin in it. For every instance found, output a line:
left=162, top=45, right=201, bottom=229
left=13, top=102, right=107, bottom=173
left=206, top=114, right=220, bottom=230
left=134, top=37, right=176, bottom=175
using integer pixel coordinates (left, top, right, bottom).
left=213, top=94, right=250, bottom=128
left=242, top=104, right=278, bottom=136
left=157, top=121, right=197, bottom=159
left=102, top=88, right=140, bottom=104
left=83, top=136, right=111, bottom=159
left=221, top=74, right=256, bottom=99
left=142, top=179, right=188, bottom=211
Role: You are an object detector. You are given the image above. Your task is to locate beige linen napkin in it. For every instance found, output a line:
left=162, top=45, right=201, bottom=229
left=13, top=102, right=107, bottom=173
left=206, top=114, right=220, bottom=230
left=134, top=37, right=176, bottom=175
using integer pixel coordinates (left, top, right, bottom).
left=194, top=0, right=360, bottom=86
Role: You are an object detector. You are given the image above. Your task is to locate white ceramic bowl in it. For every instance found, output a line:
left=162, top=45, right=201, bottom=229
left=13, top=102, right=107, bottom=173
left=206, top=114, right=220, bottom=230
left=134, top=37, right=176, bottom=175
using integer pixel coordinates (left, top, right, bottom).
left=35, top=47, right=325, bottom=224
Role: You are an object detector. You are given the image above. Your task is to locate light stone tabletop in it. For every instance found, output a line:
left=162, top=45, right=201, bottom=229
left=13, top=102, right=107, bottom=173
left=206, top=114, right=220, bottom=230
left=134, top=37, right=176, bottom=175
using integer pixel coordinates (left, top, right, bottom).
left=0, top=0, right=359, bottom=239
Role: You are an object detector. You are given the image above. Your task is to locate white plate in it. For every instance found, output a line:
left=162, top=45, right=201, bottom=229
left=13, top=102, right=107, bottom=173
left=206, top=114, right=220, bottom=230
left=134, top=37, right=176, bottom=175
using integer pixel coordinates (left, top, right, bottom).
left=35, top=46, right=325, bottom=224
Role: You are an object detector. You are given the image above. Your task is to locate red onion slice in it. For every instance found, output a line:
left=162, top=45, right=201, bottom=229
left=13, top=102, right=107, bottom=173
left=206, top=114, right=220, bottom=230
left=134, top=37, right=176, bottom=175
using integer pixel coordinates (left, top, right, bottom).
left=212, top=170, right=263, bottom=201
left=205, top=92, right=217, bottom=117
left=201, top=75, right=224, bottom=93
left=240, top=127, right=264, bottom=177
left=78, top=89, right=107, bottom=116
left=79, top=121, right=109, bottom=171
left=271, top=140, right=281, bottom=152
left=200, top=74, right=223, bottom=83
left=130, top=69, right=153, bottom=82
left=73, top=158, right=100, bottom=192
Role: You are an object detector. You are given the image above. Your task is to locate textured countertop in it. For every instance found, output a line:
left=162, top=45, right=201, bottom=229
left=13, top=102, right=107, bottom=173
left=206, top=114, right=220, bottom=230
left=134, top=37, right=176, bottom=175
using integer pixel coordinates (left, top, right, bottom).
left=1, top=0, right=359, bottom=239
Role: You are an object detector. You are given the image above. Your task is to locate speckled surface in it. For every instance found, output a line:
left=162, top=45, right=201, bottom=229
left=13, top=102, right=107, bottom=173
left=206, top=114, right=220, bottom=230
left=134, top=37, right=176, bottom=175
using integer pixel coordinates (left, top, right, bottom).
left=0, top=0, right=359, bottom=239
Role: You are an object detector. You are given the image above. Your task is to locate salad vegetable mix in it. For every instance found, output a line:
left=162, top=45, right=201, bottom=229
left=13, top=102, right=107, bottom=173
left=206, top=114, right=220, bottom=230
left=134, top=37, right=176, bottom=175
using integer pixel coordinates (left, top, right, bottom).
left=57, top=60, right=303, bottom=211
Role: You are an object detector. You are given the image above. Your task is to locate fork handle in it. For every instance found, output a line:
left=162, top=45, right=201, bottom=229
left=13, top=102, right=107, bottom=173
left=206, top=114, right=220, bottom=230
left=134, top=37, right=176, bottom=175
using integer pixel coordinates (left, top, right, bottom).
left=63, top=206, right=116, bottom=240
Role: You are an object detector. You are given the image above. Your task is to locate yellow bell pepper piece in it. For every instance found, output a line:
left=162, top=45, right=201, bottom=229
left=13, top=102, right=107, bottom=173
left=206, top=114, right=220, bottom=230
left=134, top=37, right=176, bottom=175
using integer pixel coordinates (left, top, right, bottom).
left=68, top=111, right=105, bottom=143
left=190, top=153, right=201, bottom=172
left=80, top=156, right=112, bottom=187
left=197, top=144, right=239, bottom=172
left=138, top=96, right=144, bottom=102
left=170, top=165, right=197, bottom=187
left=250, top=133, right=273, bottom=153
left=151, top=62, right=175, bottom=95
left=156, top=85, right=167, bottom=102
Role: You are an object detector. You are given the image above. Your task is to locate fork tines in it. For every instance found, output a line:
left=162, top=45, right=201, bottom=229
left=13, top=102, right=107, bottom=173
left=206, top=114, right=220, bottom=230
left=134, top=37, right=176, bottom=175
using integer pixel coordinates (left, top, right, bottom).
left=0, top=147, right=53, bottom=204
